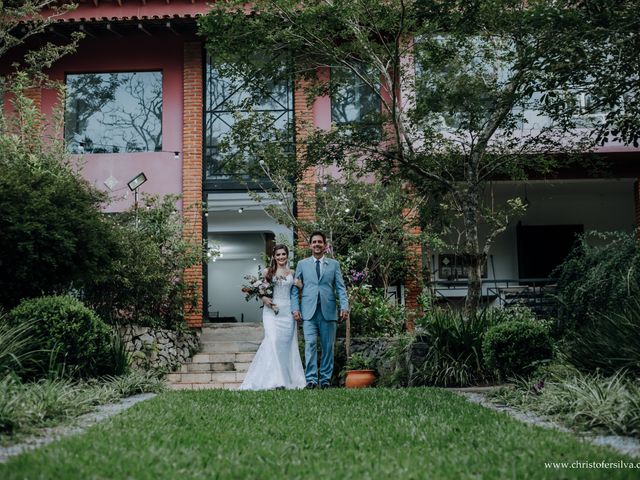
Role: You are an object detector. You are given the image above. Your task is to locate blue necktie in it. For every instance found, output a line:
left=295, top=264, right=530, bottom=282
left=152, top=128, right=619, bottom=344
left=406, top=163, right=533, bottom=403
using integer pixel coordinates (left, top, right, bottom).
left=315, top=259, right=321, bottom=279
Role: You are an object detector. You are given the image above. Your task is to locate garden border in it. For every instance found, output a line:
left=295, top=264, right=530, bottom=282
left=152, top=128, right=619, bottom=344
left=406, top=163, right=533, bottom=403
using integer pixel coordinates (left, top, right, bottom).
left=0, top=393, right=156, bottom=463
left=457, top=391, right=640, bottom=459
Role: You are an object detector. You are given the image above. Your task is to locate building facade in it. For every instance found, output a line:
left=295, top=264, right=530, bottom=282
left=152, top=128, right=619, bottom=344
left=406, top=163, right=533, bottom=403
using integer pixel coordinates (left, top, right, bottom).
left=4, top=0, right=640, bottom=327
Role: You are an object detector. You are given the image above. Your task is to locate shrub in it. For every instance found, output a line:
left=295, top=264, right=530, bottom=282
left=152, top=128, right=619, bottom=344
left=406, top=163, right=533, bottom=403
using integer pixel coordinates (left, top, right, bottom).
left=345, top=352, right=375, bottom=371
left=0, top=139, right=119, bottom=311
left=412, top=307, right=501, bottom=387
left=83, top=195, right=202, bottom=329
left=483, top=319, right=553, bottom=379
left=564, top=296, right=640, bottom=377
left=344, top=285, right=406, bottom=337
left=8, top=296, right=115, bottom=378
left=0, top=315, right=48, bottom=379
left=553, top=231, right=640, bottom=332
left=490, top=367, right=640, bottom=438
left=102, top=369, right=167, bottom=397
left=108, top=330, right=132, bottom=377
left=375, top=334, right=416, bottom=388
left=0, top=371, right=165, bottom=438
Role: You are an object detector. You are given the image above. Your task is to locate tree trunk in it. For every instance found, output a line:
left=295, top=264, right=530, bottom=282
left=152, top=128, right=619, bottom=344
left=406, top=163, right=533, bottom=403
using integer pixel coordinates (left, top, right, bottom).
left=466, top=253, right=484, bottom=316
left=462, top=177, right=483, bottom=316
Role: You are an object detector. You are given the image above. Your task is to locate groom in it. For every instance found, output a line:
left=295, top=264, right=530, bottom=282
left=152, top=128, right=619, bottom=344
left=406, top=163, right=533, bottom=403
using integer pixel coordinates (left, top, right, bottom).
left=291, top=231, right=349, bottom=389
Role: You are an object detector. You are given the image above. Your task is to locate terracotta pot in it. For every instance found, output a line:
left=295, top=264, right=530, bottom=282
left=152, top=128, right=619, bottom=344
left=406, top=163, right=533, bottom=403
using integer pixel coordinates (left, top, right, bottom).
left=345, top=369, right=376, bottom=388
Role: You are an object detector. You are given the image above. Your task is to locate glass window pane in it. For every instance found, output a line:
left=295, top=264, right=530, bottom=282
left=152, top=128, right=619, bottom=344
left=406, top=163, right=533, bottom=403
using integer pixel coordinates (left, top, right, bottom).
left=331, top=67, right=379, bottom=125
left=64, top=71, right=162, bottom=154
left=204, top=55, right=293, bottom=179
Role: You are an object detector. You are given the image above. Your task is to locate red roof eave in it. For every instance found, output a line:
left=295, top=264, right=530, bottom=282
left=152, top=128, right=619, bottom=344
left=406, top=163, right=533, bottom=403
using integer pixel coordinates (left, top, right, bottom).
left=49, top=0, right=211, bottom=24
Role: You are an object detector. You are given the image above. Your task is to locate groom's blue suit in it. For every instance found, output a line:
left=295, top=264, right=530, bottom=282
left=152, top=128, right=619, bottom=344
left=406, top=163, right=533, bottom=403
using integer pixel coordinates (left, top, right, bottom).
left=291, top=256, right=349, bottom=385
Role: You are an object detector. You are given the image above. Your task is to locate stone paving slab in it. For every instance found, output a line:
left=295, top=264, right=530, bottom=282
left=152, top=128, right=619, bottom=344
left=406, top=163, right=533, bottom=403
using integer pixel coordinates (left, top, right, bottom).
left=457, top=391, right=640, bottom=459
left=0, top=393, right=156, bottom=464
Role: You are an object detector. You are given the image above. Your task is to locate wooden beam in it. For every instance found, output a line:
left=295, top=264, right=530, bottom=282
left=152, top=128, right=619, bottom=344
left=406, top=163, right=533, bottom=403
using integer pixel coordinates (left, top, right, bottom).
left=166, top=21, right=178, bottom=36
left=92, top=0, right=98, bottom=7
left=106, top=23, right=123, bottom=37
left=138, top=23, right=152, bottom=36
left=79, top=24, right=96, bottom=39
left=48, top=26, right=69, bottom=40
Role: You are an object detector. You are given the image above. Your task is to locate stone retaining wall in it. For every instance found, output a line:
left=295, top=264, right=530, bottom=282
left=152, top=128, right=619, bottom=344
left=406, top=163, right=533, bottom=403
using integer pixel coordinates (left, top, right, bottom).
left=118, top=325, right=200, bottom=371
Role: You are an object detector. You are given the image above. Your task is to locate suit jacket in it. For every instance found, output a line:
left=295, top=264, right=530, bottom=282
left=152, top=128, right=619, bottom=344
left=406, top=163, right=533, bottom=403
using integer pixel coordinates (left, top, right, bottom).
left=290, top=256, right=349, bottom=321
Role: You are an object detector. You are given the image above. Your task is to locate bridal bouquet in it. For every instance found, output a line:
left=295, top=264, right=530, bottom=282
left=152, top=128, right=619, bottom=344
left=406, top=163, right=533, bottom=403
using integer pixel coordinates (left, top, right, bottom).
left=241, top=272, right=278, bottom=314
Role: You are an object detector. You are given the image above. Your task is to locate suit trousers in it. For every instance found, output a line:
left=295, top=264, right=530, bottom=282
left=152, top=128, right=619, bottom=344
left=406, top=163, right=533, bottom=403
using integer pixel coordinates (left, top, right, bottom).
left=302, top=307, right=337, bottom=385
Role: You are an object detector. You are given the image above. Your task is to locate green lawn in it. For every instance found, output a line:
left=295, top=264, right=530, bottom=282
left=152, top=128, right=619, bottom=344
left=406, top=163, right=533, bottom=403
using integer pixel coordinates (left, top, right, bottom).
left=1, top=388, right=637, bottom=479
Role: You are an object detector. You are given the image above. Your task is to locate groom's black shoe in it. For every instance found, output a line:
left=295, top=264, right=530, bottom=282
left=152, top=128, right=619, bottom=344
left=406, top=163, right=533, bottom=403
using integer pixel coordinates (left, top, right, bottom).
left=305, top=382, right=317, bottom=390
left=320, top=383, right=331, bottom=390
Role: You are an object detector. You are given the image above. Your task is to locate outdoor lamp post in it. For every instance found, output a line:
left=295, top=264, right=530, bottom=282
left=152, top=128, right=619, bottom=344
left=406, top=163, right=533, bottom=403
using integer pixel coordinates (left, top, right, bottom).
left=127, top=172, right=147, bottom=226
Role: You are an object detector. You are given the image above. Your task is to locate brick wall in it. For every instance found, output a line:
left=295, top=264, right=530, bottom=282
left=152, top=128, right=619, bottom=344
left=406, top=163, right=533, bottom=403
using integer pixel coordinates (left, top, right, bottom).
left=182, top=42, right=204, bottom=328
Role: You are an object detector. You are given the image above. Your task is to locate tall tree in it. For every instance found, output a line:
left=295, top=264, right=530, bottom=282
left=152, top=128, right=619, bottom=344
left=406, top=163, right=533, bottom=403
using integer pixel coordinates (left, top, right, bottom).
left=199, top=0, right=601, bottom=313
left=1, top=0, right=81, bottom=88
left=531, top=0, right=640, bottom=147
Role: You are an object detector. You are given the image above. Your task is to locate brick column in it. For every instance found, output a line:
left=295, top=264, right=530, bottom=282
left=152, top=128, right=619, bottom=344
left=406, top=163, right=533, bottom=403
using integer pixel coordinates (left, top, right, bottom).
left=294, top=78, right=317, bottom=249
left=182, top=42, right=204, bottom=328
left=23, top=87, right=42, bottom=112
left=402, top=191, right=423, bottom=331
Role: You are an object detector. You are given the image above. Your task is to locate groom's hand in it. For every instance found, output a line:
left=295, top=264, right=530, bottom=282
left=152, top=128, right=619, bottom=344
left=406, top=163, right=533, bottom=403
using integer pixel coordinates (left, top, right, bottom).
left=340, top=310, right=349, bottom=322
left=293, top=311, right=302, bottom=322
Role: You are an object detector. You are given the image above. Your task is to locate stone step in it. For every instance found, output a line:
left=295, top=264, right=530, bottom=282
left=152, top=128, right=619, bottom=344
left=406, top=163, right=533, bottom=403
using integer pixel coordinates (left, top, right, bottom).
left=190, top=352, right=256, bottom=364
left=234, top=362, right=252, bottom=372
left=168, top=382, right=242, bottom=391
left=200, top=323, right=264, bottom=342
left=200, top=340, right=261, bottom=353
left=181, top=360, right=254, bottom=373
left=182, top=362, right=236, bottom=373
left=167, top=371, right=246, bottom=384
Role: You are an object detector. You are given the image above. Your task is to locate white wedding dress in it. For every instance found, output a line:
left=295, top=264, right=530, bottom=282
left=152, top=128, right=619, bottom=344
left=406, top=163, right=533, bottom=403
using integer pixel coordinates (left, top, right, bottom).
left=240, top=274, right=306, bottom=390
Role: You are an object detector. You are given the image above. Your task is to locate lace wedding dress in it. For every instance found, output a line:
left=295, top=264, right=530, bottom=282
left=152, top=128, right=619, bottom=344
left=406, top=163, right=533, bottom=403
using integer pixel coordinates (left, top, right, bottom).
left=240, top=274, right=306, bottom=390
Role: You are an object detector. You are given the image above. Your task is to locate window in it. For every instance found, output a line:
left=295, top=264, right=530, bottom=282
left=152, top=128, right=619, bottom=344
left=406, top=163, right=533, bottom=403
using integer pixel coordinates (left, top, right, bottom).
left=64, top=71, right=162, bottom=154
left=204, top=56, right=293, bottom=179
left=572, top=92, right=607, bottom=127
left=331, top=66, right=380, bottom=126
left=437, top=254, right=487, bottom=281
left=414, top=35, right=554, bottom=133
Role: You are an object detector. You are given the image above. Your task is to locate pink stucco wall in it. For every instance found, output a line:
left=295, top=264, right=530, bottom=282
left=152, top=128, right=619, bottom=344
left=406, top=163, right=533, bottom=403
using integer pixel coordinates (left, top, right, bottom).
left=42, top=33, right=185, bottom=212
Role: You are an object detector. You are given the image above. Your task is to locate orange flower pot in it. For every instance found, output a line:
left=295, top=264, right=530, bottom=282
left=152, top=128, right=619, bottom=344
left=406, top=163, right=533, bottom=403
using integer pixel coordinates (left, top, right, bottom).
left=345, top=369, right=376, bottom=388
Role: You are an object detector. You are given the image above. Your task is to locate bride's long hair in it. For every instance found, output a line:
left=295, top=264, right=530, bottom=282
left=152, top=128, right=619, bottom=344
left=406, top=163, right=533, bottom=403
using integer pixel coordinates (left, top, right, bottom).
left=265, top=244, right=289, bottom=283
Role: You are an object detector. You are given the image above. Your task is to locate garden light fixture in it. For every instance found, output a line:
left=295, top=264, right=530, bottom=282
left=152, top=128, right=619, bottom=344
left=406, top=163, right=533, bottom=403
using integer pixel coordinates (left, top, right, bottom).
left=127, top=172, right=148, bottom=227
left=127, top=172, right=148, bottom=191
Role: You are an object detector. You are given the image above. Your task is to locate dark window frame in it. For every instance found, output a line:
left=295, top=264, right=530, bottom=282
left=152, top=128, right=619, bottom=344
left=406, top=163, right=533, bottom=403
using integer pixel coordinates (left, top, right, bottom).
left=203, top=55, right=294, bottom=187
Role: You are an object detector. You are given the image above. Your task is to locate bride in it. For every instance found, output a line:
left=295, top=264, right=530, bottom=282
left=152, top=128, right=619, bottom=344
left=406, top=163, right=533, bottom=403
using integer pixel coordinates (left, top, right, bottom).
left=240, top=244, right=306, bottom=390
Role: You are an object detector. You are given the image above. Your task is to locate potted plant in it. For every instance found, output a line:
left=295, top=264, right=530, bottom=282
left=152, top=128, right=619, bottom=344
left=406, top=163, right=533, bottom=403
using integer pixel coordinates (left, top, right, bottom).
left=344, top=352, right=376, bottom=388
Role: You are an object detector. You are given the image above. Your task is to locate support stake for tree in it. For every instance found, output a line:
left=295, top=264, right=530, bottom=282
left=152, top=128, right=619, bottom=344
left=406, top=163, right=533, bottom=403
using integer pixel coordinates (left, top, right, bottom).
left=345, top=314, right=351, bottom=360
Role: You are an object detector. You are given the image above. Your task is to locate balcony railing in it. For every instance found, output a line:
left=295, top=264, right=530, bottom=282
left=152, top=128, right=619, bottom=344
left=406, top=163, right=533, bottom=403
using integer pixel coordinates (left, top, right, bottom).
left=431, top=277, right=558, bottom=316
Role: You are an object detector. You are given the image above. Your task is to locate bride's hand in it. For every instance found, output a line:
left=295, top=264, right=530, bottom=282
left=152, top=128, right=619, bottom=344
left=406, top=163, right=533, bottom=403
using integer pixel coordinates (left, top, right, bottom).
left=261, top=296, right=274, bottom=307
left=294, top=278, right=303, bottom=289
